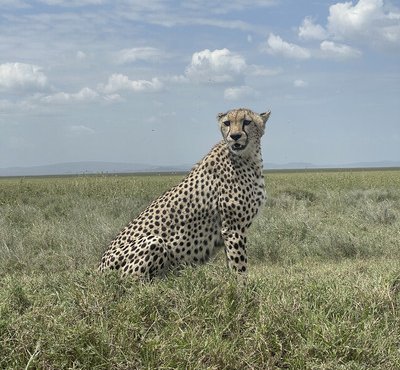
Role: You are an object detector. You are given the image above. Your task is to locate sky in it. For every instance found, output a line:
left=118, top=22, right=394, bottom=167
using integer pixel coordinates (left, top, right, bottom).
left=0, top=0, right=399, bottom=169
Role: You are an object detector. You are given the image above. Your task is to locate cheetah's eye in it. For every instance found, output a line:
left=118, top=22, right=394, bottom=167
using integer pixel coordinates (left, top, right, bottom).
left=223, top=120, right=231, bottom=126
left=243, top=120, right=252, bottom=126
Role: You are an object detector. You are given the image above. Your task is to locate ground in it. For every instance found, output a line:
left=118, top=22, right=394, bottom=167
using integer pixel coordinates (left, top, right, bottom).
left=0, top=170, right=400, bottom=369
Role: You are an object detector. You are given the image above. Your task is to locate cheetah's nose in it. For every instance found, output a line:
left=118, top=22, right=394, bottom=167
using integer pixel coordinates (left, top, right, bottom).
left=230, top=133, right=242, bottom=141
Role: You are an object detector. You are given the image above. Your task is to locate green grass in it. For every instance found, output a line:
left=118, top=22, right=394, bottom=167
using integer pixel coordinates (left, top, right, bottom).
left=1, top=170, right=400, bottom=369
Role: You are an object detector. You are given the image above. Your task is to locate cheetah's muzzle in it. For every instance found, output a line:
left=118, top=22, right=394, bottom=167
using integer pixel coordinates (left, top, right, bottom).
left=232, top=142, right=246, bottom=151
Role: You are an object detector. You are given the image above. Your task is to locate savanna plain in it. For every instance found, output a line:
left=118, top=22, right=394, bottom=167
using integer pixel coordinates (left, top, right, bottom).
left=0, top=169, right=399, bottom=369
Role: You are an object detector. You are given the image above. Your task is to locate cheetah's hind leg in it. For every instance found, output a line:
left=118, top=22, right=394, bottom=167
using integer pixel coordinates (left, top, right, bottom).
left=101, top=235, right=172, bottom=280
left=123, top=235, right=172, bottom=280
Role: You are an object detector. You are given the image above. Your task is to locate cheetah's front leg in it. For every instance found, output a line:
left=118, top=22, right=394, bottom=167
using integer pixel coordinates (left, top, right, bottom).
left=221, top=227, right=248, bottom=276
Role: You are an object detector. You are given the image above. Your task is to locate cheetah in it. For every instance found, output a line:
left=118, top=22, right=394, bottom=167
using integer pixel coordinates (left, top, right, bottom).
left=99, top=108, right=271, bottom=279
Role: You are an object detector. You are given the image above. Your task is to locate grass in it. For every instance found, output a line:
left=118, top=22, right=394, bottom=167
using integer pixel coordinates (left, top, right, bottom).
left=0, top=170, right=400, bottom=369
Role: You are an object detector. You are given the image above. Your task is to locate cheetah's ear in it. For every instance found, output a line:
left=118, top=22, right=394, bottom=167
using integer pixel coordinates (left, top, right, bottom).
left=217, top=112, right=227, bottom=121
left=260, top=110, right=271, bottom=124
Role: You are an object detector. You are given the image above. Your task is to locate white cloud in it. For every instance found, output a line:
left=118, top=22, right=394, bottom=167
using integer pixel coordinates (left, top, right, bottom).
left=185, top=48, right=247, bottom=83
left=0, top=97, right=40, bottom=113
left=320, top=40, right=362, bottom=60
left=99, top=74, right=163, bottom=93
left=182, top=0, right=277, bottom=14
left=0, top=62, right=48, bottom=90
left=224, top=85, right=257, bottom=100
left=380, top=24, right=400, bottom=43
left=103, top=93, right=124, bottom=103
left=167, top=49, right=280, bottom=86
left=247, top=65, right=282, bottom=77
left=293, top=79, right=308, bottom=88
left=328, top=0, right=382, bottom=36
left=115, top=47, right=165, bottom=64
left=183, top=18, right=251, bottom=31
left=164, top=74, right=189, bottom=84
left=116, top=3, right=252, bottom=31
left=327, top=0, right=400, bottom=46
left=299, top=17, right=328, bottom=40
left=68, top=125, right=95, bottom=134
left=42, top=87, right=99, bottom=104
left=0, top=0, right=28, bottom=8
left=38, top=0, right=104, bottom=6
left=263, top=33, right=311, bottom=59
left=0, top=99, right=14, bottom=111
left=295, top=1, right=400, bottom=52
left=76, top=51, right=87, bottom=60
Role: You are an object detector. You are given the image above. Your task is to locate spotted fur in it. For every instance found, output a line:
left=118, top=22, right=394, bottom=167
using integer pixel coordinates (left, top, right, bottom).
left=99, top=108, right=271, bottom=279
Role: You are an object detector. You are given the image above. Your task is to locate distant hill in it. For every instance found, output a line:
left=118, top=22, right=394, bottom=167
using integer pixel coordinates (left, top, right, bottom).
left=265, top=161, right=400, bottom=170
left=0, top=161, right=191, bottom=177
left=0, top=160, right=399, bottom=177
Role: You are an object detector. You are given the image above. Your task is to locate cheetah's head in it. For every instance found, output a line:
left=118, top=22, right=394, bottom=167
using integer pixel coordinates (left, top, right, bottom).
left=217, top=108, right=271, bottom=155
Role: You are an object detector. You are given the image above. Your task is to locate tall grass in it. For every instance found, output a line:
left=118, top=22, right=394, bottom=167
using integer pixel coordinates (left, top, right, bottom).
left=0, top=170, right=400, bottom=369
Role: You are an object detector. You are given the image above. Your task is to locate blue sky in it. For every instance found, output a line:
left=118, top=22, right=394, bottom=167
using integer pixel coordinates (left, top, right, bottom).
left=0, top=0, right=399, bottom=168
